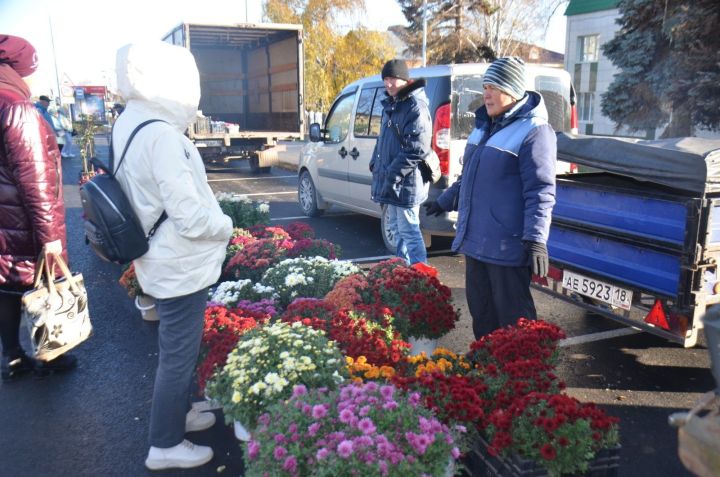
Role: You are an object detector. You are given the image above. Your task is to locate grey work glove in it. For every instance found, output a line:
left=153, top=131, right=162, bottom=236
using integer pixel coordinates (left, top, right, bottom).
left=423, top=200, right=444, bottom=217
left=523, top=241, right=549, bottom=277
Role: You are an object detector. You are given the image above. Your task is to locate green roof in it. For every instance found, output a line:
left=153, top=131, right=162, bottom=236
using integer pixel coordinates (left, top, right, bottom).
left=564, top=0, right=620, bottom=16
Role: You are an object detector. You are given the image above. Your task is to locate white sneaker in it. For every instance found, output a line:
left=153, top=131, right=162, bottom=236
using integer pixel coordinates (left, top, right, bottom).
left=145, top=439, right=213, bottom=470
left=185, top=407, right=216, bottom=432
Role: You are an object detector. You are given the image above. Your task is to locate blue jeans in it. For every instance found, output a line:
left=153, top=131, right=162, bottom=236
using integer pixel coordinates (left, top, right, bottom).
left=386, top=204, right=427, bottom=265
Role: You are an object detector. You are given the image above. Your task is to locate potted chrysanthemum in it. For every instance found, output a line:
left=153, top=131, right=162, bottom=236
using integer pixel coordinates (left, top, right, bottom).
left=366, top=259, right=460, bottom=353
left=244, top=382, right=463, bottom=477
left=260, top=256, right=359, bottom=308
left=215, top=192, right=270, bottom=228
left=205, top=321, right=348, bottom=440
left=208, top=279, right=274, bottom=309
left=118, top=263, right=157, bottom=322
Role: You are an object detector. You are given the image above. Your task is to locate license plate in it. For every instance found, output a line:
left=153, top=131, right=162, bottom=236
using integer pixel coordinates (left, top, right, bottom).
left=561, top=270, right=633, bottom=310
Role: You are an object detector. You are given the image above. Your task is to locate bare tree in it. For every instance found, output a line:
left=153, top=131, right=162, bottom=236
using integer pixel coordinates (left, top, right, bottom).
left=398, top=0, right=566, bottom=63
left=479, top=0, right=567, bottom=58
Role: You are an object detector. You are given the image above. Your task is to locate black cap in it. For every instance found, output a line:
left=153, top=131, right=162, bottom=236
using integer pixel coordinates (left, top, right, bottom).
left=38, top=95, right=51, bottom=102
left=381, top=59, right=410, bottom=81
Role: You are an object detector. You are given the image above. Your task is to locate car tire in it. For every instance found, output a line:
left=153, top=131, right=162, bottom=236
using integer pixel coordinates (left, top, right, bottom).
left=298, top=170, right=324, bottom=217
left=380, top=204, right=397, bottom=254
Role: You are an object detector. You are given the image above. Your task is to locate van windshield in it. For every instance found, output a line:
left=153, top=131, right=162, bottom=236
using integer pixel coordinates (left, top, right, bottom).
left=451, top=73, right=572, bottom=139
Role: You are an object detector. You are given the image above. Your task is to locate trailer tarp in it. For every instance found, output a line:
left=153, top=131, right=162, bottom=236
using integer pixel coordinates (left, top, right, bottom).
left=557, top=133, right=720, bottom=195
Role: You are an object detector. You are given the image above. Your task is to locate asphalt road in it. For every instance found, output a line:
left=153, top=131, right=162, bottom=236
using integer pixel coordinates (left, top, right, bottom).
left=0, top=136, right=714, bottom=477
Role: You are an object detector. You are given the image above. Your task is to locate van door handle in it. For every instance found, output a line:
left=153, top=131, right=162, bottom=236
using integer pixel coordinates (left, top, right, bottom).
left=338, top=147, right=348, bottom=158
left=349, top=147, right=360, bottom=159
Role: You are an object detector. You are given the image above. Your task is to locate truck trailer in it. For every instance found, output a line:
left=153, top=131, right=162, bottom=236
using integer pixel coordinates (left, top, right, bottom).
left=162, top=22, right=304, bottom=172
left=536, top=134, right=720, bottom=347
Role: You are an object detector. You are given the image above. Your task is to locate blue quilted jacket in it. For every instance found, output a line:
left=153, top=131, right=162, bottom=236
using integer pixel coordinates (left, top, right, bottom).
left=437, top=91, right=557, bottom=266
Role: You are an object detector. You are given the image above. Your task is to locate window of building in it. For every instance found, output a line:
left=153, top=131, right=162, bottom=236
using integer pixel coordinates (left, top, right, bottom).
left=577, top=92, right=594, bottom=122
left=577, top=35, right=599, bottom=62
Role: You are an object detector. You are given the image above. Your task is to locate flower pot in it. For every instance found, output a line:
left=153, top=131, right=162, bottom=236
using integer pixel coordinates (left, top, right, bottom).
left=460, top=434, right=620, bottom=477
left=135, top=294, right=159, bottom=322
left=198, top=391, right=222, bottom=412
left=444, top=457, right=456, bottom=477
left=408, top=337, right=438, bottom=356
left=234, top=420, right=251, bottom=441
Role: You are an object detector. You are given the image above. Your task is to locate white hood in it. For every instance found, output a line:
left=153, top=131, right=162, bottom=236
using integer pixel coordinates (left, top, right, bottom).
left=116, top=41, right=199, bottom=130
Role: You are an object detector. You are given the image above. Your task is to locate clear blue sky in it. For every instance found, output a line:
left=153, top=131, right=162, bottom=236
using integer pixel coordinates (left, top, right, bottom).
left=0, top=0, right=565, bottom=99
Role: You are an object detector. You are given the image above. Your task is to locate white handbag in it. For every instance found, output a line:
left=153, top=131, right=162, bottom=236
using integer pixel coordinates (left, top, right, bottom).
left=21, top=241, right=92, bottom=362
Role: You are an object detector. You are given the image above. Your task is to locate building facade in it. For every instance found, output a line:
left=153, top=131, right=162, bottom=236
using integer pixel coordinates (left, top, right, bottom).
left=565, top=0, right=719, bottom=139
left=564, top=0, right=630, bottom=137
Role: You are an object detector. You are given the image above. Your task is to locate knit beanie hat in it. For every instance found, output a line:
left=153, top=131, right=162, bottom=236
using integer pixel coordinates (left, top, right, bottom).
left=381, top=59, right=410, bottom=81
left=483, top=56, right=526, bottom=100
left=0, top=35, right=38, bottom=77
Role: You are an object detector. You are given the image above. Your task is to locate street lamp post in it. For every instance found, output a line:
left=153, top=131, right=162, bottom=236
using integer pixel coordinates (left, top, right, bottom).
left=48, top=16, right=62, bottom=106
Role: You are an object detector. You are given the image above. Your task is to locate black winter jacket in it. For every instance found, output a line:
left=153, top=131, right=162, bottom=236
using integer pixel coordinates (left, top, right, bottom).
left=370, top=79, right=432, bottom=207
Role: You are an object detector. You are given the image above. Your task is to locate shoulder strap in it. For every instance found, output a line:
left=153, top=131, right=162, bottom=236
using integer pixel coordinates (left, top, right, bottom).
left=148, top=211, right=167, bottom=238
left=110, top=118, right=170, bottom=237
left=111, top=119, right=167, bottom=178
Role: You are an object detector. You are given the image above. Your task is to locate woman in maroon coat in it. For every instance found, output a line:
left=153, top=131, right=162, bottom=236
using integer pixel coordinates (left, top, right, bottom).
left=0, top=35, right=76, bottom=381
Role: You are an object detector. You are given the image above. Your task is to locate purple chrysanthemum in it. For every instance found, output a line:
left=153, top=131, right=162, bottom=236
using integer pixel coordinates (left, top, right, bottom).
left=337, top=440, right=354, bottom=458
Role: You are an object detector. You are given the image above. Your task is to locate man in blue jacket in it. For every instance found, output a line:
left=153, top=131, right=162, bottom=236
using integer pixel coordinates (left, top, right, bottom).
left=370, top=59, right=432, bottom=265
left=35, top=94, right=54, bottom=126
left=424, top=57, right=557, bottom=338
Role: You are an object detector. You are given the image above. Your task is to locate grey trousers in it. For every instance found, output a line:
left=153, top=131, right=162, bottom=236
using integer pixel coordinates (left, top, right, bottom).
left=465, top=256, right=537, bottom=340
left=149, top=287, right=208, bottom=447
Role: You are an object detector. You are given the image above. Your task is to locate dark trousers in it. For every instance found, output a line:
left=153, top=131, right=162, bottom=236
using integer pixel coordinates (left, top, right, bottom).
left=465, top=256, right=537, bottom=339
left=149, top=287, right=208, bottom=447
left=0, top=288, right=24, bottom=356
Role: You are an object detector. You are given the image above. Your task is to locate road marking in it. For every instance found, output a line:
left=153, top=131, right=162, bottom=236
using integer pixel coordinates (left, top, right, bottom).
left=231, top=191, right=297, bottom=197
left=271, top=212, right=357, bottom=221
left=207, top=175, right=296, bottom=182
left=559, top=327, right=642, bottom=347
left=271, top=215, right=308, bottom=221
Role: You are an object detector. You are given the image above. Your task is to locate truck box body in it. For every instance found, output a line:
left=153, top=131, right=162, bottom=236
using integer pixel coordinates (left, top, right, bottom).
left=537, top=135, right=720, bottom=347
left=163, top=23, right=304, bottom=168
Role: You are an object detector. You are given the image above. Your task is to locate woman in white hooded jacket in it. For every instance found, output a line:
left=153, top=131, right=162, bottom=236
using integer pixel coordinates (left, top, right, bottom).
left=114, top=41, right=232, bottom=470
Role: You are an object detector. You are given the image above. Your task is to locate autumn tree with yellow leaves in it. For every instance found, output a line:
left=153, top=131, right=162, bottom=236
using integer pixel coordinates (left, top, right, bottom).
left=264, top=0, right=395, bottom=113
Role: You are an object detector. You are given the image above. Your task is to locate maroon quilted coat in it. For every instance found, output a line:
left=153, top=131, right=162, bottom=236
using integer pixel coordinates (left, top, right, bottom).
left=0, top=88, right=67, bottom=287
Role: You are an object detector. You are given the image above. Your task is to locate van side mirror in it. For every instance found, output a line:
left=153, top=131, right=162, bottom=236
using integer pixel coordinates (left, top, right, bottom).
left=309, top=123, right=322, bottom=142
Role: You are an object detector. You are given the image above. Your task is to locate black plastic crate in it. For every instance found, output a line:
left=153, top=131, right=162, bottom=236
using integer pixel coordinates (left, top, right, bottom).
left=457, top=435, right=620, bottom=477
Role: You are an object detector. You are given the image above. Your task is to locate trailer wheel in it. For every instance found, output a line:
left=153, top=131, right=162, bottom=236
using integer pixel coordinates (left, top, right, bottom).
left=249, top=155, right=271, bottom=174
left=298, top=170, right=324, bottom=217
